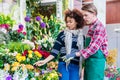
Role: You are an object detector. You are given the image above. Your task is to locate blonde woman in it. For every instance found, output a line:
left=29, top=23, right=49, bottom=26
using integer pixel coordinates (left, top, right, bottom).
left=75, top=4, right=108, bottom=80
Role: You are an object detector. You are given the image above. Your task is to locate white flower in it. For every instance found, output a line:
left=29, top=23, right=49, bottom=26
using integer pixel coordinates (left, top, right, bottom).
left=22, top=40, right=35, bottom=49
left=48, top=37, right=54, bottom=43
left=38, top=40, right=43, bottom=44
left=13, top=67, right=28, bottom=80
left=12, top=51, right=18, bottom=56
left=30, top=77, right=36, bottom=80
left=34, top=72, right=39, bottom=76
left=0, top=69, right=9, bottom=80
left=43, top=43, right=47, bottom=48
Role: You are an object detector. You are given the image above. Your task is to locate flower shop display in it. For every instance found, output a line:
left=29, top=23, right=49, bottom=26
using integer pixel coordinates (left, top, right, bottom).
left=105, top=49, right=120, bottom=80
left=0, top=12, right=65, bottom=79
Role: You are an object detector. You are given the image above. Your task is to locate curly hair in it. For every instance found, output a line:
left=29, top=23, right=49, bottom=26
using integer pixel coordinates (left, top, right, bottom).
left=64, top=9, right=84, bottom=29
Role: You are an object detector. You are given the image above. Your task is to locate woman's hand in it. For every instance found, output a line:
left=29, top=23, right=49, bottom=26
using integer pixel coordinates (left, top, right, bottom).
left=34, top=60, right=47, bottom=66
left=34, top=55, right=55, bottom=67
left=75, top=52, right=81, bottom=57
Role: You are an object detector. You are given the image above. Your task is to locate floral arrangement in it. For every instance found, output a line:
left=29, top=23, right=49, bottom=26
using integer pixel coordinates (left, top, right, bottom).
left=105, top=49, right=120, bottom=79
left=9, top=24, right=26, bottom=42
left=105, top=65, right=118, bottom=79
left=105, top=66, right=120, bottom=80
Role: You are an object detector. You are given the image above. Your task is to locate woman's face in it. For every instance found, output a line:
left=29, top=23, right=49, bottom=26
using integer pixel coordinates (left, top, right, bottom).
left=66, top=17, right=77, bottom=30
left=82, top=10, right=96, bottom=25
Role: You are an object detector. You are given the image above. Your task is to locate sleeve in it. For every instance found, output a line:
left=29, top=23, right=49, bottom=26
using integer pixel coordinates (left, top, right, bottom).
left=50, top=31, right=64, bottom=57
left=80, top=25, right=105, bottom=59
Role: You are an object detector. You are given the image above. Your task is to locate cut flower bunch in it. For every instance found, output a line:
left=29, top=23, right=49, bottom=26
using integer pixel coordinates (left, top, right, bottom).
left=105, top=49, right=120, bottom=80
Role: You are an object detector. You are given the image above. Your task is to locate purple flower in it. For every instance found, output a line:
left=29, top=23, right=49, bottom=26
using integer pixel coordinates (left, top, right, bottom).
left=24, top=16, right=31, bottom=22
left=40, top=22, right=46, bottom=28
left=41, top=70, right=44, bottom=74
left=6, top=75, right=12, bottom=80
left=36, top=16, right=41, bottom=21
left=18, top=24, right=24, bottom=30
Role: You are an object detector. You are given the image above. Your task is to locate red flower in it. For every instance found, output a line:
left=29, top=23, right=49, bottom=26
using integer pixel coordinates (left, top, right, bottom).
left=22, top=50, right=28, bottom=56
left=17, top=29, right=22, bottom=33
left=22, top=32, right=26, bottom=35
left=33, top=49, right=50, bottom=58
left=41, top=50, right=50, bottom=58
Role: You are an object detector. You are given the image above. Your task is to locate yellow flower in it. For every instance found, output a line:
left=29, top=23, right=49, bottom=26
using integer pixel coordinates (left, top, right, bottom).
left=106, top=49, right=118, bottom=66
left=4, top=63, right=10, bottom=71
left=16, top=53, right=22, bottom=62
left=16, top=53, right=21, bottom=56
left=28, top=50, right=33, bottom=54
left=46, top=77, right=51, bottom=80
left=47, top=61, right=58, bottom=69
left=34, top=51, right=42, bottom=58
left=49, top=72, right=58, bottom=78
left=16, top=56, right=23, bottom=62
left=28, top=53, right=33, bottom=58
left=21, top=64, right=26, bottom=71
left=16, top=53, right=26, bottom=62
left=11, top=66, right=18, bottom=71
left=25, top=64, right=34, bottom=70
left=21, top=56, right=26, bottom=61
left=12, top=62, right=20, bottom=67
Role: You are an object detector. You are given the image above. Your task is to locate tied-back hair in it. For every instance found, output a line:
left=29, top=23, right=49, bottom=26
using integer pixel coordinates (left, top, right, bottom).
left=64, top=9, right=84, bottom=29
left=82, top=3, right=97, bottom=16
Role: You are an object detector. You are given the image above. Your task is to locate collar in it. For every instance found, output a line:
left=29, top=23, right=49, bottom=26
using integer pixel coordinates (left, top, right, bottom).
left=89, top=18, right=98, bottom=28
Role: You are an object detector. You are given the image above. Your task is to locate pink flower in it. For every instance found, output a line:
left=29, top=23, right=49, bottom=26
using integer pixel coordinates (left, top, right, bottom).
left=0, top=24, right=10, bottom=29
left=17, top=29, right=22, bottom=33
left=23, top=32, right=26, bottom=35
left=106, top=73, right=111, bottom=78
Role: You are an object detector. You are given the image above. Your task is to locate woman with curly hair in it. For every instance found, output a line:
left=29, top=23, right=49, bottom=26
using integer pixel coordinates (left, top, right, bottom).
left=34, top=8, right=84, bottom=80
